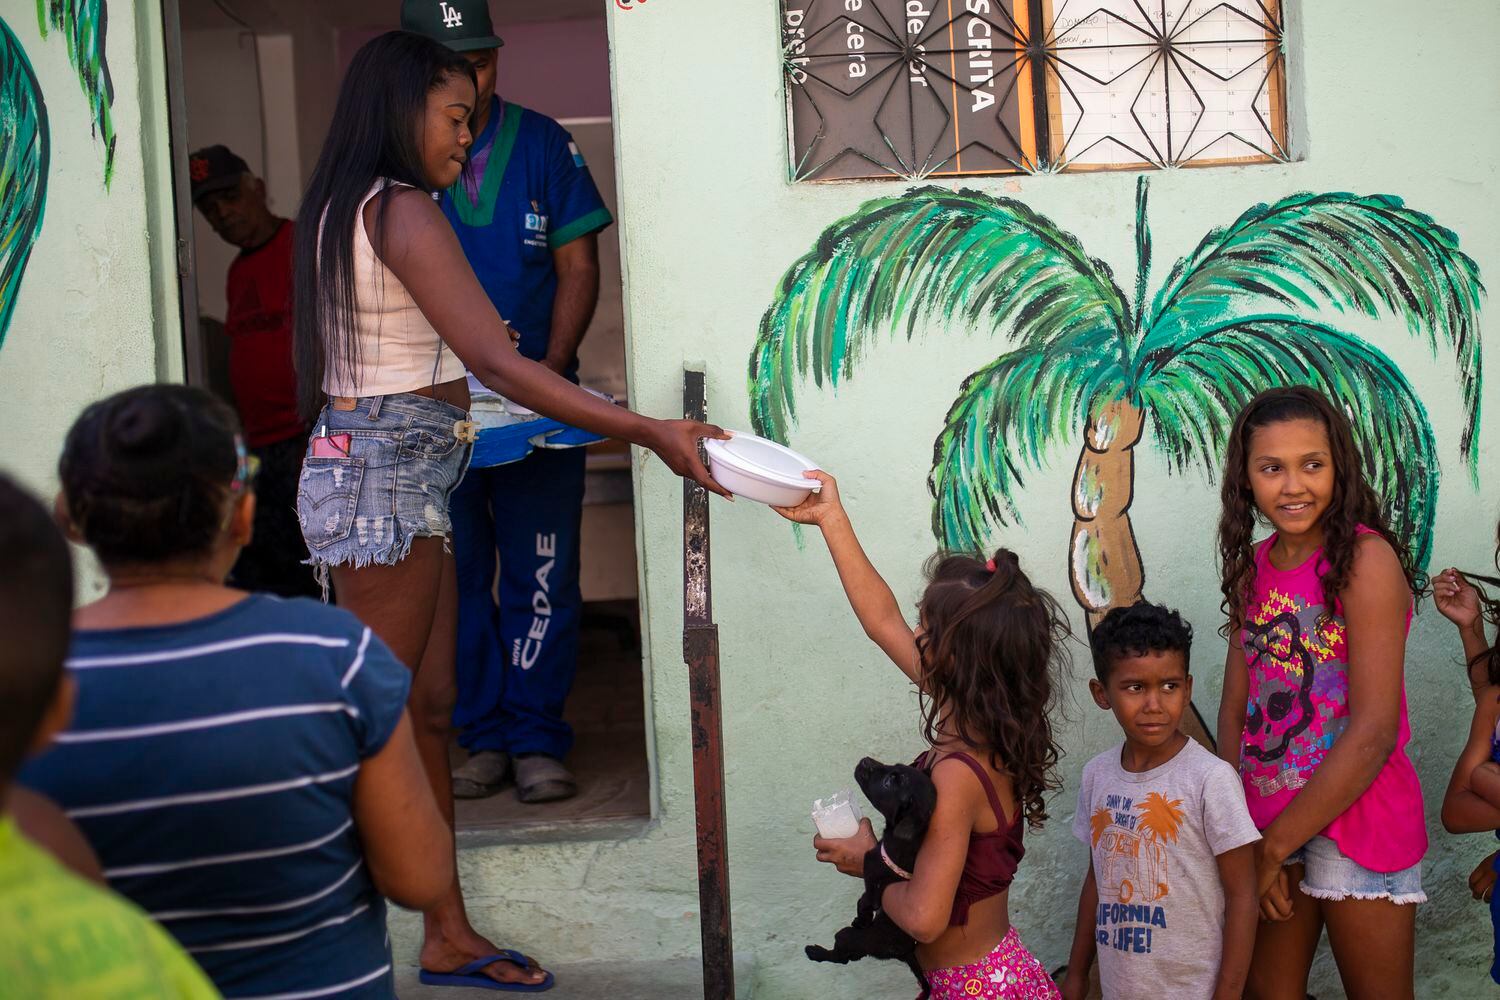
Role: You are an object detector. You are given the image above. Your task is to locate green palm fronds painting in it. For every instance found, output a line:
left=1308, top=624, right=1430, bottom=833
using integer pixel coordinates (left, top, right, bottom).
left=750, top=178, right=1483, bottom=635
left=37, top=0, right=113, bottom=185
left=0, top=16, right=50, bottom=353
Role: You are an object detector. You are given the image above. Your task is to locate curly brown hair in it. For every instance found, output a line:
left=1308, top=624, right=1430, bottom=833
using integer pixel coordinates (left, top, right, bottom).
left=915, top=548, right=1070, bottom=829
left=1216, top=386, right=1422, bottom=635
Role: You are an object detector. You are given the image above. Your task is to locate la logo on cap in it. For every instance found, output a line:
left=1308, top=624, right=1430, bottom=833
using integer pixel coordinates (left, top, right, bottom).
left=439, top=1, right=462, bottom=28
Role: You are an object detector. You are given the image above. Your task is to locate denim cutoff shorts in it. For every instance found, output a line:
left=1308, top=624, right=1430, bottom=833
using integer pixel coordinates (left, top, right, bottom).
left=296, top=393, right=473, bottom=590
left=1284, top=834, right=1425, bottom=904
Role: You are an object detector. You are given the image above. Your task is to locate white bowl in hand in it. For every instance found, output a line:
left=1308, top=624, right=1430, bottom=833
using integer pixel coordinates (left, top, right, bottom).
left=703, top=432, right=822, bottom=506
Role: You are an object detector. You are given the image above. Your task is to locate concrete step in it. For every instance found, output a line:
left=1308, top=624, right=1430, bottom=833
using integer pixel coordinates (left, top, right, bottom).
left=394, top=957, right=755, bottom=999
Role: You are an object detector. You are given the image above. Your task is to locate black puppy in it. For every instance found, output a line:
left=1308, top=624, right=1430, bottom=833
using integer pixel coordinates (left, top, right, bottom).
left=806, top=756, right=938, bottom=995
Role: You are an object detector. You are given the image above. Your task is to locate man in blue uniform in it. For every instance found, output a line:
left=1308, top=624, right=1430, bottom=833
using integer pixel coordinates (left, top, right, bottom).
left=404, top=0, right=614, bottom=803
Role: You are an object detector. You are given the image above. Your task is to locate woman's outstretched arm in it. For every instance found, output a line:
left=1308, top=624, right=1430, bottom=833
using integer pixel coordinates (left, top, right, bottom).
left=367, top=188, right=728, bottom=496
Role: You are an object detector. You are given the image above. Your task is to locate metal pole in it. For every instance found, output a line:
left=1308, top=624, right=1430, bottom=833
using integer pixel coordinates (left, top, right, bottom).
left=682, top=368, right=734, bottom=1000
left=158, top=0, right=205, bottom=387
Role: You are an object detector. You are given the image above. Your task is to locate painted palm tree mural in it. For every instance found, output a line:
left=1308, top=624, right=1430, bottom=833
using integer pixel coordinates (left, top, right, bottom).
left=750, top=179, right=1483, bottom=638
left=38, top=0, right=115, bottom=185
left=0, top=2, right=115, bottom=353
left=0, top=17, right=49, bottom=354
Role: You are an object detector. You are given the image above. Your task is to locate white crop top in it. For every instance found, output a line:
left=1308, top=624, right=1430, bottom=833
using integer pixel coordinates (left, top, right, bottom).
left=321, top=180, right=466, bottom=398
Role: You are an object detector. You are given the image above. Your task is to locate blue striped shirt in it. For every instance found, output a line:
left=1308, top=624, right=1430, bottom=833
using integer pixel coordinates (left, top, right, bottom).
left=20, top=594, right=411, bottom=999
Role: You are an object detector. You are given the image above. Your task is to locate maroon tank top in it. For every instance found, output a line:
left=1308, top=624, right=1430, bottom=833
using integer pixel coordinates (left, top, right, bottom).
left=914, top=750, right=1026, bottom=927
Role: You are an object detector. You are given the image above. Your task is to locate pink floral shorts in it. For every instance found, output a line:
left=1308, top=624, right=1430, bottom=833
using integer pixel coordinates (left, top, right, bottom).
left=923, top=927, right=1061, bottom=1000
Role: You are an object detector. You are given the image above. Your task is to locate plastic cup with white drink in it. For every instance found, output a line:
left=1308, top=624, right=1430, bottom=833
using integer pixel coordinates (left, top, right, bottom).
left=811, top=788, right=863, bottom=839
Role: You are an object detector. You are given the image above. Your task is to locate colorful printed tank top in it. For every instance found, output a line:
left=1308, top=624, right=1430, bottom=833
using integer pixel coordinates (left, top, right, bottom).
left=1239, top=527, right=1426, bottom=872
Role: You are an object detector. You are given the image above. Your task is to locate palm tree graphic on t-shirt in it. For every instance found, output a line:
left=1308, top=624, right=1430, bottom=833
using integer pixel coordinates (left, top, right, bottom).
left=1138, top=792, right=1186, bottom=846
left=1090, top=806, right=1112, bottom=847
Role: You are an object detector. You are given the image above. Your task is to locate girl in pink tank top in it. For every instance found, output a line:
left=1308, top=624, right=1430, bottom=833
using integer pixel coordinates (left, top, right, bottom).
left=1216, top=387, right=1427, bottom=999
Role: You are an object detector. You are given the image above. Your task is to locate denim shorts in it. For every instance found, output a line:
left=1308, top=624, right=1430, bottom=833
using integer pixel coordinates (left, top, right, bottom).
left=1285, top=834, right=1425, bottom=905
left=296, top=393, right=473, bottom=588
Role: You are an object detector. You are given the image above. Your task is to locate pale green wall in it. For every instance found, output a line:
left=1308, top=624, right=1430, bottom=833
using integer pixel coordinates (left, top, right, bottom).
left=2, top=2, right=1494, bottom=998
left=573, top=1, right=1498, bottom=997
left=0, top=1, right=182, bottom=597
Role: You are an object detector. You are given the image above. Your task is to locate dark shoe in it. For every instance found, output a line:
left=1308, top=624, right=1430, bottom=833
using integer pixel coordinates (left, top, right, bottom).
left=452, top=751, right=511, bottom=799
left=514, top=754, right=577, bottom=804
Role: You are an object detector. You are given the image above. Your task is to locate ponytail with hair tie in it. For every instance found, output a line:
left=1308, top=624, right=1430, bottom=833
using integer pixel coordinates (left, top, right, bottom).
left=985, top=549, right=1021, bottom=580
left=59, top=385, right=243, bottom=566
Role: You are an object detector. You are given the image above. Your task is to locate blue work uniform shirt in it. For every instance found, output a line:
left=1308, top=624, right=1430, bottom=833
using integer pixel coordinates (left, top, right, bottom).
left=440, top=100, right=614, bottom=376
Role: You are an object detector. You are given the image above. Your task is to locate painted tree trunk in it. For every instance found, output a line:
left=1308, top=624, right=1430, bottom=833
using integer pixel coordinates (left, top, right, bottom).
left=1068, top=398, right=1146, bottom=629
left=1068, top=397, right=1214, bottom=748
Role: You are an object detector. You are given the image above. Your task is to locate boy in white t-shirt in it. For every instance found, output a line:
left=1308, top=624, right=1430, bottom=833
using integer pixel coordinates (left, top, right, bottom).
left=1061, top=603, right=1260, bottom=1000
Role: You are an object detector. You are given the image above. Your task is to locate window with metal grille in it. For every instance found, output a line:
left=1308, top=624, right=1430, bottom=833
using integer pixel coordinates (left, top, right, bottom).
left=781, top=0, right=1289, bottom=181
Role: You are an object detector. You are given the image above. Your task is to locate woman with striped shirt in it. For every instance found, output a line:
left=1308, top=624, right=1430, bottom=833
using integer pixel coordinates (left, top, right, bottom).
left=22, top=385, right=452, bottom=999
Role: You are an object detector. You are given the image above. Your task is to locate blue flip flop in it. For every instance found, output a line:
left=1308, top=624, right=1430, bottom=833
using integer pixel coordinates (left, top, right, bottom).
left=418, top=950, right=555, bottom=992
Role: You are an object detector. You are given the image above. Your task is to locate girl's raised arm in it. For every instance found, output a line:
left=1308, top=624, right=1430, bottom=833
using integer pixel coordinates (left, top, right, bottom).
left=773, top=472, right=922, bottom=684
left=1433, top=568, right=1495, bottom=700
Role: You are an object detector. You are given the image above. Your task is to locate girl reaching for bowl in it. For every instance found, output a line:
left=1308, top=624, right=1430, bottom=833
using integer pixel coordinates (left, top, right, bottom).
left=774, top=471, right=1066, bottom=999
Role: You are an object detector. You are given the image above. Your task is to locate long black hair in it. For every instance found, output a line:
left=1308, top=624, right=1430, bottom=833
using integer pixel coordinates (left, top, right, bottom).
left=292, top=31, right=475, bottom=419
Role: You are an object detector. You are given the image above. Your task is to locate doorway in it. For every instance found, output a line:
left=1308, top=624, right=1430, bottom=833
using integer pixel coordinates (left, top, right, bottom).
left=168, top=0, right=651, bottom=836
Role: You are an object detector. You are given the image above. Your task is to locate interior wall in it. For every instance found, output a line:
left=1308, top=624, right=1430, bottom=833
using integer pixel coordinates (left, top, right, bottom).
left=176, top=0, right=338, bottom=195
left=280, top=8, right=339, bottom=184
left=336, top=18, right=611, bottom=120
left=565, top=119, right=625, bottom=400
left=181, top=28, right=301, bottom=322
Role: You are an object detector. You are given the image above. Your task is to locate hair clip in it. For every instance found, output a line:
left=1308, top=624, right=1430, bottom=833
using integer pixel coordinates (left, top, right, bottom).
left=230, top=436, right=259, bottom=493
left=985, top=557, right=997, bottom=573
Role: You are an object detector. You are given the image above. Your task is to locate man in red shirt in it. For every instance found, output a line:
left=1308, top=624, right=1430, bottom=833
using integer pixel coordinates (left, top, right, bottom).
left=191, top=145, right=316, bottom=598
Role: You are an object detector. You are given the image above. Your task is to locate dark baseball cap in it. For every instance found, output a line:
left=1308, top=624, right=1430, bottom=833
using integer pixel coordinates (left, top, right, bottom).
left=188, top=145, right=249, bottom=203
left=401, top=0, right=504, bottom=52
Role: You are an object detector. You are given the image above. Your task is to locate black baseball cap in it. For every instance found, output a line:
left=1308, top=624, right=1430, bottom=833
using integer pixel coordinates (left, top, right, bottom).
left=401, top=0, right=504, bottom=52
left=188, top=145, right=249, bottom=203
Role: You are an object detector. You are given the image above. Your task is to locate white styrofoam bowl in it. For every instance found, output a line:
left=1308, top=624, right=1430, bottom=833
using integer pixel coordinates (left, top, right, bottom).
left=702, top=432, right=822, bottom=506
